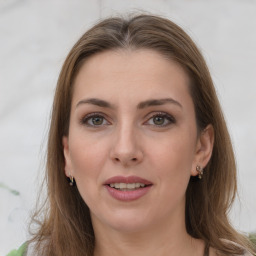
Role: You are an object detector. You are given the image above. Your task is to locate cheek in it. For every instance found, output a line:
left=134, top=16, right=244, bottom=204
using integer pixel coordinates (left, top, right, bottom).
left=147, top=129, right=196, bottom=189
left=150, top=132, right=195, bottom=168
left=68, top=136, right=109, bottom=206
left=68, top=133, right=109, bottom=179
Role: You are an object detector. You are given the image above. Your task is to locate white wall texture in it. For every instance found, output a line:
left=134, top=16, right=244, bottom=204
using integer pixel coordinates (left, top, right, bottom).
left=0, top=0, right=255, bottom=254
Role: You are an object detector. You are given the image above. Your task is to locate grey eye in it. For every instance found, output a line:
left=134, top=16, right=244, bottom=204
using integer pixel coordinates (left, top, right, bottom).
left=91, top=116, right=104, bottom=125
left=81, top=114, right=109, bottom=127
left=153, top=116, right=165, bottom=125
left=146, top=113, right=176, bottom=127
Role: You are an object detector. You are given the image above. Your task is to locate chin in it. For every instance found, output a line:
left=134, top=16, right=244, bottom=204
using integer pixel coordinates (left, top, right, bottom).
left=100, top=209, right=154, bottom=233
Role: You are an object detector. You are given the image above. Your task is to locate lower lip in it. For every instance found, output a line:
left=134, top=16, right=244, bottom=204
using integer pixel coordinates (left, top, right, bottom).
left=105, top=185, right=152, bottom=201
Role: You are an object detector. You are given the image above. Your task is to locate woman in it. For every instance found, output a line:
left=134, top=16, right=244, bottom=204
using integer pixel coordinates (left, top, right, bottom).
left=9, top=14, right=255, bottom=256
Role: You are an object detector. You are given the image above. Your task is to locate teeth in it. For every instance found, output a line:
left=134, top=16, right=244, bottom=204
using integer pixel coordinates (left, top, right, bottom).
left=109, top=183, right=147, bottom=190
left=127, top=183, right=135, bottom=189
left=120, top=183, right=126, bottom=189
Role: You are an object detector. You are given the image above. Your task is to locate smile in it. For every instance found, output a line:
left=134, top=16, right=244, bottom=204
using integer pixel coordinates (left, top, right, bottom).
left=109, top=183, right=147, bottom=190
left=104, top=176, right=153, bottom=201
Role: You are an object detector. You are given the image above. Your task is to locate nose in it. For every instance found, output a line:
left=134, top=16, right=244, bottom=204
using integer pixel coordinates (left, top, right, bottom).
left=109, top=124, right=143, bottom=167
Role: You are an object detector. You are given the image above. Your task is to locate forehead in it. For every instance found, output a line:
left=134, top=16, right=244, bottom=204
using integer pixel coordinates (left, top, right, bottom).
left=72, top=49, right=192, bottom=107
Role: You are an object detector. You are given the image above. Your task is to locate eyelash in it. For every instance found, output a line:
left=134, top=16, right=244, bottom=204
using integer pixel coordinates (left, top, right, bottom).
left=80, top=112, right=109, bottom=127
left=145, top=112, right=176, bottom=127
left=80, top=112, right=176, bottom=128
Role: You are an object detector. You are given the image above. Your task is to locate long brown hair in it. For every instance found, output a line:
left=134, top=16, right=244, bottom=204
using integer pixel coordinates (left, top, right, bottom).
left=30, top=14, right=255, bottom=256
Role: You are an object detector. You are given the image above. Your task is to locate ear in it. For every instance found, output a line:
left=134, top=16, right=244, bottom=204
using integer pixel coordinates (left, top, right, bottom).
left=62, top=136, right=73, bottom=178
left=191, top=124, right=214, bottom=176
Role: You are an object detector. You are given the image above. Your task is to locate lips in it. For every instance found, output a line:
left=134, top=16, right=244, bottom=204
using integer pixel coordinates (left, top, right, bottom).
left=104, top=176, right=153, bottom=201
left=104, top=176, right=152, bottom=185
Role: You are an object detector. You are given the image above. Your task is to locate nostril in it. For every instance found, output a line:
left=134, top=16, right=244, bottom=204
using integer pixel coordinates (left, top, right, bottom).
left=114, top=157, right=137, bottom=162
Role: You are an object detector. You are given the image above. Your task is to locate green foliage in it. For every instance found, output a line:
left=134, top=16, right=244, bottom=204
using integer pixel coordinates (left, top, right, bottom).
left=7, top=243, right=27, bottom=256
left=0, top=182, right=20, bottom=195
left=249, top=233, right=256, bottom=253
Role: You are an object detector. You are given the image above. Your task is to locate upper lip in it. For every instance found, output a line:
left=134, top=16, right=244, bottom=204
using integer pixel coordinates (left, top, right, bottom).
left=104, top=176, right=152, bottom=185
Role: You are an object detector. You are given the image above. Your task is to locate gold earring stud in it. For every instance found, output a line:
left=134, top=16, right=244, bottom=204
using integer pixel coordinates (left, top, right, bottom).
left=68, top=173, right=75, bottom=186
left=196, top=165, right=204, bottom=179
left=69, top=176, right=74, bottom=186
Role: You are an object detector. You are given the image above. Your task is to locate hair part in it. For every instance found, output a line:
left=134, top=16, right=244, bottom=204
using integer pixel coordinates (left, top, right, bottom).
left=29, top=14, right=255, bottom=256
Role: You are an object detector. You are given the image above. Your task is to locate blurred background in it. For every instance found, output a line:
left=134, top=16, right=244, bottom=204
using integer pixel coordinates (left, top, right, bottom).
left=0, top=0, right=255, bottom=254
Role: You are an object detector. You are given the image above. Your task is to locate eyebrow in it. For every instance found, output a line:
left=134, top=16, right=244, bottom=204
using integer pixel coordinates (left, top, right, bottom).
left=76, top=98, right=113, bottom=109
left=76, top=98, right=182, bottom=109
left=137, top=98, right=182, bottom=109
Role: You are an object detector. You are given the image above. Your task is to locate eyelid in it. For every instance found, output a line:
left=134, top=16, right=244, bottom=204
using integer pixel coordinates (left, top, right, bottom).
left=144, top=111, right=176, bottom=126
left=79, top=112, right=111, bottom=127
left=79, top=111, right=175, bottom=128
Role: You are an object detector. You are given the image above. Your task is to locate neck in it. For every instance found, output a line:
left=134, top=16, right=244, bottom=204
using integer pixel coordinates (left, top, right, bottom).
left=93, top=213, right=205, bottom=256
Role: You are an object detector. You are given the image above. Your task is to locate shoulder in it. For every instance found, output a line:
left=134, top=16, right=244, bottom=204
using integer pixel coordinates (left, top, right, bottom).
left=220, top=239, right=255, bottom=256
left=244, top=248, right=256, bottom=256
left=243, top=251, right=255, bottom=256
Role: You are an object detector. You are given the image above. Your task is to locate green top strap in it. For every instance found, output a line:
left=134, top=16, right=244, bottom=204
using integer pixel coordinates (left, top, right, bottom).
left=7, top=242, right=27, bottom=256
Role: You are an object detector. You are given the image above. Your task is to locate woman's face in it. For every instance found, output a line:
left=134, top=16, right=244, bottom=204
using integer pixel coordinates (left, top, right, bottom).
left=63, top=49, right=210, bottom=233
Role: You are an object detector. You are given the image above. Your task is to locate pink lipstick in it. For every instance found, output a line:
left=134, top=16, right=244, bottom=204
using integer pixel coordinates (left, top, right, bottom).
left=104, top=176, right=153, bottom=201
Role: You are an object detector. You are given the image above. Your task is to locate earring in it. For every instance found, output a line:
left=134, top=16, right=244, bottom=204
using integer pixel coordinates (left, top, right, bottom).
left=196, top=165, right=204, bottom=179
left=69, top=175, right=75, bottom=186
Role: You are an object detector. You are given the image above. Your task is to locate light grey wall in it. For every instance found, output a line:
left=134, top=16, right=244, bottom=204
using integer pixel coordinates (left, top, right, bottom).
left=0, top=0, right=255, bottom=254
